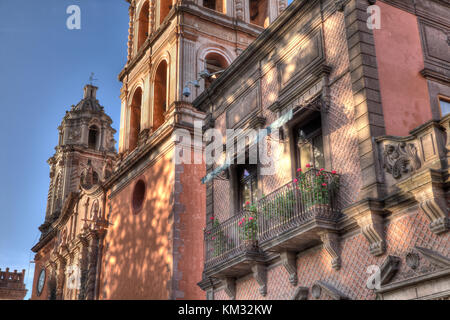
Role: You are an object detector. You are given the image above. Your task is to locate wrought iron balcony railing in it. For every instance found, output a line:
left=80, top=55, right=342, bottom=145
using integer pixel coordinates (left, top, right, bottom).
left=204, top=168, right=340, bottom=272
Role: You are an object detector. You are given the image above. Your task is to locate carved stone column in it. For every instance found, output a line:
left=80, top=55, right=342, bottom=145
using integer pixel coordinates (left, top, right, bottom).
left=85, top=232, right=99, bottom=300
left=77, top=236, right=89, bottom=300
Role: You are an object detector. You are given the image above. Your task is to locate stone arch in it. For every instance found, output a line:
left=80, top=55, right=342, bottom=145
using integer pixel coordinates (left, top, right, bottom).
left=137, top=0, right=150, bottom=50
left=249, top=0, right=269, bottom=28
left=198, top=46, right=233, bottom=88
left=128, top=86, right=144, bottom=151
left=151, top=57, right=170, bottom=131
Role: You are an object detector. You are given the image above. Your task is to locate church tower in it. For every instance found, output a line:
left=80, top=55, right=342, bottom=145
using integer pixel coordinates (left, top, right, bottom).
left=98, top=0, right=287, bottom=300
left=40, top=85, right=116, bottom=233
left=32, top=84, right=117, bottom=300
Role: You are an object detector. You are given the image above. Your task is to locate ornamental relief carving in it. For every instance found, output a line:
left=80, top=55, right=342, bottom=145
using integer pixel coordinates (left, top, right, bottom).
left=383, top=142, right=421, bottom=180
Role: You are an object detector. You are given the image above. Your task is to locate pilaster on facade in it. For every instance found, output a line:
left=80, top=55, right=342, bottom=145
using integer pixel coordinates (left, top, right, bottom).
left=343, top=199, right=386, bottom=256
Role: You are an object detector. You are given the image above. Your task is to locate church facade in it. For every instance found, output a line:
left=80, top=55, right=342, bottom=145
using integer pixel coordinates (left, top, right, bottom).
left=31, top=0, right=449, bottom=300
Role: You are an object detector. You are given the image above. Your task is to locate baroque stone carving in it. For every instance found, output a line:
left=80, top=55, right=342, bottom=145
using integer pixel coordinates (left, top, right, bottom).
left=406, top=252, right=420, bottom=270
left=383, top=142, right=421, bottom=179
left=418, top=197, right=450, bottom=234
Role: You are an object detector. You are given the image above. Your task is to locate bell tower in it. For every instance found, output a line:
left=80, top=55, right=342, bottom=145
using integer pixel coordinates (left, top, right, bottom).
left=118, top=0, right=287, bottom=153
left=39, top=84, right=117, bottom=237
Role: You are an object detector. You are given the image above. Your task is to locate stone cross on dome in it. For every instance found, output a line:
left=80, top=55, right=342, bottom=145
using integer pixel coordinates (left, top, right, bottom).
left=88, top=72, right=98, bottom=85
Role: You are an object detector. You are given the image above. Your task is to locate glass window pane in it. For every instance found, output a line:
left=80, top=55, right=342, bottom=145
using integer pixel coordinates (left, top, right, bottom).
left=440, top=99, right=450, bottom=116
left=312, top=135, right=325, bottom=169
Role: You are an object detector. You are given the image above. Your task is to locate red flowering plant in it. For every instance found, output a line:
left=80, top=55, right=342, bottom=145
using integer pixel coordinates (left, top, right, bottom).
left=295, top=165, right=339, bottom=210
left=239, top=202, right=258, bottom=242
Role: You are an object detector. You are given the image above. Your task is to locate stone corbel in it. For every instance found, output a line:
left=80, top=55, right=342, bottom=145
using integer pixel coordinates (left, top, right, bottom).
left=280, top=251, right=297, bottom=286
left=252, top=263, right=267, bottom=296
left=398, top=169, right=449, bottom=234
left=344, top=199, right=386, bottom=256
left=319, top=231, right=341, bottom=270
left=222, top=277, right=236, bottom=300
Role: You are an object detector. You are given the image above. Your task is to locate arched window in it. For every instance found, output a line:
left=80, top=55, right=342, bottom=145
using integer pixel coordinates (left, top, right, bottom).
left=153, top=60, right=168, bottom=131
left=129, top=88, right=142, bottom=151
left=160, top=0, right=172, bottom=24
left=204, top=52, right=228, bottom=88
left=88, top=125, right=99, bottom=149
left=137, top=1, right=150, bottom=50
left=249, top=0, right=269, bottom=28
left=203, top=0, right=224, bottom=13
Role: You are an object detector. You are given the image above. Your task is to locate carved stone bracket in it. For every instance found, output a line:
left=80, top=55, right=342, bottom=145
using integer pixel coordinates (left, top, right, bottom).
left=344, top=199, right=386, bottom=256
left=380, top=255, right=401, bottom=285
left=252, top=263, right=267, bottom=296
left=319, top=231, right=341, bottom=270
left=280, top=251, right=298, bottom=286
left=222, top=277, right=236, bottom=300
left=398, top=169, right=449, bottom=234
left=291, top=287, right=308, bottom=300
left=383, top=142, right=421, bottom=180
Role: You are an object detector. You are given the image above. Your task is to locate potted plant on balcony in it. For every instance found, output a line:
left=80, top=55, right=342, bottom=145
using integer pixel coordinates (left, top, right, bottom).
left=295, top=165, right=339, bottom=215
left=239, top=202, right=258, bottom=251
left=208, top=217, right=232, bottom=258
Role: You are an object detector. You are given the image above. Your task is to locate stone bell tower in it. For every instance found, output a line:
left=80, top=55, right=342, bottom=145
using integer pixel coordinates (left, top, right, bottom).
left=38, top=84, right=117, bottom=238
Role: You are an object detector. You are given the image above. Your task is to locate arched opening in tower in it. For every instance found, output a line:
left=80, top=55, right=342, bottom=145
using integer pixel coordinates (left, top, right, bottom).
left=204, top=52, right=228, bottom=89
left=88, top=125, right=99, bottom=150
left=129, top=88, right=142, bottom=151
left=160, top=0, right=172, bottom=25
left=137, top=1, right=150, bottom=50
left=153, top=60, right=168, bottom=131
left=249, top=0, right=269, bottom=28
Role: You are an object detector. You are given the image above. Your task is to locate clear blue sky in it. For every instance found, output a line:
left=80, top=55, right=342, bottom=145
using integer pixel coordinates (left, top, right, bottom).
left=0, top=0, right=129, bottom=298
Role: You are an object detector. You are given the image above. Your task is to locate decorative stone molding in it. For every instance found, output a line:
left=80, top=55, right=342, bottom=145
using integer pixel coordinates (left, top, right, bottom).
left=311, top=281, right=349, bottom=300
left=415, top=246, right=450, bottom=268
left=344, top=199, right=386, bottom=256
left=252, top=263, right=267, bottom=296
left=382, top=142, right=421, bottom=180
left=397, top=169, right=449, bottom=234
left=235, top=0, right=244, bottom=20
left=222, top=277, right=236, bottom=300
left=380, top=255, right=401, bottom=285
left=319, top=231, right=341, bottom=270
left=291, top=287, right=308, bottom=300
left=280, top=251, right=297, bottom=286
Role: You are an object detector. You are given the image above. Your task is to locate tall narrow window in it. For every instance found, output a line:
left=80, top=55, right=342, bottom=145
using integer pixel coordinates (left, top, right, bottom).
left=137, top=1, right=149, bottom=50
left=129, top=88, right=142, bottom=151
left=439, top=97, right=450, bottom=117
left=160, top=0, right=172, bottom=24
left=249, top=0, right=269, bottom=28
left=294, top=116, right=325, bottom=171
left=88, top=126, right=99, bottom=149
left=237, top=165, right=258, bottom=209
left=153, top=60, right=168, bottom=131
left=204, top=53, right=228, bottom=88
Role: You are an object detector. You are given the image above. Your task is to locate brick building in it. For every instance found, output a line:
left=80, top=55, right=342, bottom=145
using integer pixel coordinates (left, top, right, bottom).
left=194, top=0, right=450, bottom=300
left=0, top=268, right=27, bottom=300
left=30, top=0, right=449, bottom=300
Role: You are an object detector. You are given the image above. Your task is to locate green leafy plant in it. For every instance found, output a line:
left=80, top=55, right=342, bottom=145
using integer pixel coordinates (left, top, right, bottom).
left=239, top=203, right=258, bottom=241
left=208, top=217, right=233, bottom=257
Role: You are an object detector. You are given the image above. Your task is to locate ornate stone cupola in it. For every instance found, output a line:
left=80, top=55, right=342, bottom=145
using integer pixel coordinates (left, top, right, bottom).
left=39, top=85, right=117, bottom=237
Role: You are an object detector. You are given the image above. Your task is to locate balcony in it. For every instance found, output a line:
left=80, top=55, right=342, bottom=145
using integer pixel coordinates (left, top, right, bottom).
left=203, top=169, right=341, bottom=279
